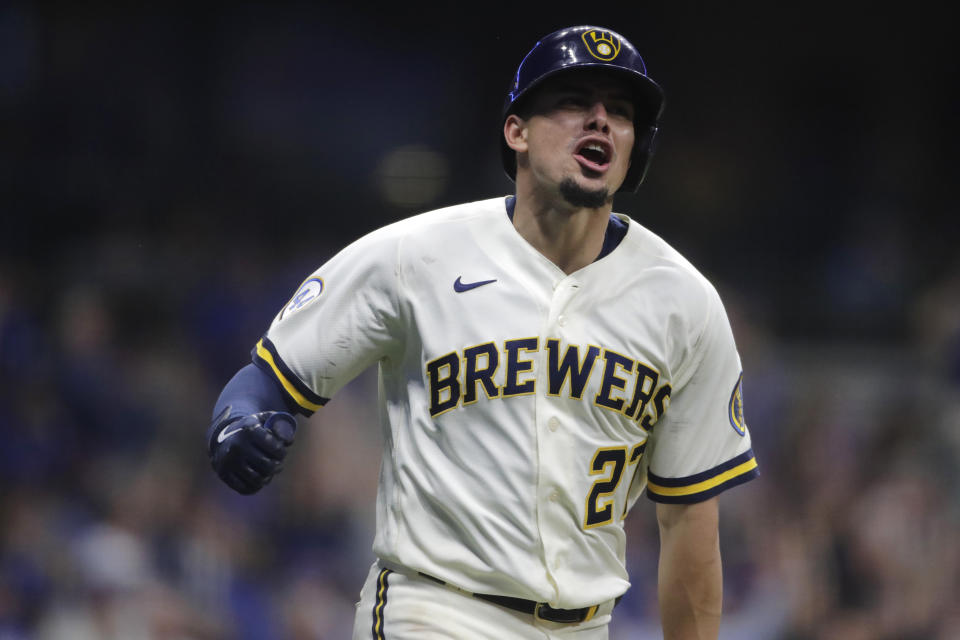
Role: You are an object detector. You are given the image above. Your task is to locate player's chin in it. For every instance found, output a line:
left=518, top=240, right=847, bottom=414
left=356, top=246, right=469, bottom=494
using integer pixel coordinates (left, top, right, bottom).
left=559, top=176, right=612, bottom=209
left=576, top=167, right=621, bottom=194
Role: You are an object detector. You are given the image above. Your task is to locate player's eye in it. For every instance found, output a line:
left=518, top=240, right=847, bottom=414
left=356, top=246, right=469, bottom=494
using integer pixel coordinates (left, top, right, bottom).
left=607, top=102, right=634, bottom=120
left=557, top=95, right=588, bottom=108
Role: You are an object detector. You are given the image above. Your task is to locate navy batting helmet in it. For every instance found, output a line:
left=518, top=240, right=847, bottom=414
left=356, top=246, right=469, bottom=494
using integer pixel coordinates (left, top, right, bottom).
left=501, top=25, right=665, bottom=192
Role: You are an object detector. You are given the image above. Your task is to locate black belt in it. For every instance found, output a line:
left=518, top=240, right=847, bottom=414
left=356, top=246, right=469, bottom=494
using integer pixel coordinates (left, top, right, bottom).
left=418, top=572, right=615, bottom=624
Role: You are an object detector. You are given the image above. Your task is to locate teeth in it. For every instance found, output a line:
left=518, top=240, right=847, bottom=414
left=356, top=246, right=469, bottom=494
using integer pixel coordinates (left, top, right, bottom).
left=579, top=143, right=608, bottom=164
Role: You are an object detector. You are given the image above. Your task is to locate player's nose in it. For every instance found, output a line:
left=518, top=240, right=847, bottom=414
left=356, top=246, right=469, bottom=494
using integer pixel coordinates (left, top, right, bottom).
left=585, top=101, right=610, bottom=133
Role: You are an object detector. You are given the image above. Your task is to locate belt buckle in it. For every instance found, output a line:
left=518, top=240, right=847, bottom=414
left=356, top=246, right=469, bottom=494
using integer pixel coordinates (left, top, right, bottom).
left=533, top=602, right=550, bottom=622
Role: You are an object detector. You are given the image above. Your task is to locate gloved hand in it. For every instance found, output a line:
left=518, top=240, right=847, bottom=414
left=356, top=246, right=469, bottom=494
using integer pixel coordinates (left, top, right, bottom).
left=207, top=406, right=297, bottom=495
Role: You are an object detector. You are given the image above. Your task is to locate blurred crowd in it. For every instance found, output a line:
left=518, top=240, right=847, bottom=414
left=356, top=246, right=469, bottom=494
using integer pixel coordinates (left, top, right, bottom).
left=2, top=4, right=959, bottom=640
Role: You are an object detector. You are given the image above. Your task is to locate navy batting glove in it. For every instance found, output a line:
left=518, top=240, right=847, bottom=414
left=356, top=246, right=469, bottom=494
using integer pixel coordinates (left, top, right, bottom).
left=207, top=406, right=297, bottom=495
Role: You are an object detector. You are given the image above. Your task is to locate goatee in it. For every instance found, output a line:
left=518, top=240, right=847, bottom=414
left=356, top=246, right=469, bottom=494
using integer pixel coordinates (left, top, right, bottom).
left=559, top=178, right=612, bottom=209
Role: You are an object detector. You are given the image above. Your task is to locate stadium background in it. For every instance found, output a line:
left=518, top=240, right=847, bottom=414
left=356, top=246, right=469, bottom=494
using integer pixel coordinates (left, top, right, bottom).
left=1, top=4, right=958, bottom=638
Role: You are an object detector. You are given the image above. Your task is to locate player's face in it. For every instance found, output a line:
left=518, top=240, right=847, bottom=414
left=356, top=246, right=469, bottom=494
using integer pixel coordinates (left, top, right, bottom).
left=509, top=72, right=636, bottom=205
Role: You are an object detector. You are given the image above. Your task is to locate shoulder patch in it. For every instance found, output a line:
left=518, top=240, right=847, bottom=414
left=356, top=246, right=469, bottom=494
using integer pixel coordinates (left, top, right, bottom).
left=728, top=373, right=746, bottom=436
left=279, top=277, right=324, bottom=320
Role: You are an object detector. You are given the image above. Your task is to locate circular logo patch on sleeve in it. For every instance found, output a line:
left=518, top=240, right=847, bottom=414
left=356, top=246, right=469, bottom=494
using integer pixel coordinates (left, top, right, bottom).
left=728, top=373, right=746, bottom=436
left=279, top=277, right=323, bottom=320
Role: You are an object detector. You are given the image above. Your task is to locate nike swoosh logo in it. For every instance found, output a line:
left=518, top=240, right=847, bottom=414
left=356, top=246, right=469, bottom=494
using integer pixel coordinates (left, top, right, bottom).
left=454, top=276, right=497, bottom=293
left=217, top=425, right=244, bottom=443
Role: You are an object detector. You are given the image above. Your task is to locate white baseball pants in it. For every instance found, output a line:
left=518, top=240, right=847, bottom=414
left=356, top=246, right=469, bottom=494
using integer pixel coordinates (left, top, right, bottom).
left=353, top=561, right=614, bottom=639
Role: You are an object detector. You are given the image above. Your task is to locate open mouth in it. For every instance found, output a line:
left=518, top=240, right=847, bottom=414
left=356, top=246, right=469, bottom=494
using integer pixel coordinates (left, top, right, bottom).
left=574, top=139, right=612, bottom=172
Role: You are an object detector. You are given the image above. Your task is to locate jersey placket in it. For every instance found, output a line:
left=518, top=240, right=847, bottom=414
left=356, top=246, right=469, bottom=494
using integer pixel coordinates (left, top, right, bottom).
left=534, top=274, right=583, bottom=600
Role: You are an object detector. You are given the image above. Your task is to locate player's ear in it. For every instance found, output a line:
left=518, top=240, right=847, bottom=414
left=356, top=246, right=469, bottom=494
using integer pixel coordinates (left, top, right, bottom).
left=503, top=114, right=529, bottom=153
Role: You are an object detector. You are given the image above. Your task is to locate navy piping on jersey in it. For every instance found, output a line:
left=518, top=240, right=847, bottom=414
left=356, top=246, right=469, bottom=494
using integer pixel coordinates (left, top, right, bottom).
left=504, top=195, right=627, bottom=262
left=646, top=449, right=760, bottom=504
left=252, top=336, right=329, bottom=415
left=372, top=568, right=391, bottom=639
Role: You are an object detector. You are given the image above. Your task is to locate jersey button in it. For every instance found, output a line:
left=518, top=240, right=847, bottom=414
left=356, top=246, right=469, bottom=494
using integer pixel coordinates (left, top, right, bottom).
left=549, top=492, right=559, bottom=502
left=557, top=315, right=566, bottom=326
left=548, top=417, right=559, bottom=431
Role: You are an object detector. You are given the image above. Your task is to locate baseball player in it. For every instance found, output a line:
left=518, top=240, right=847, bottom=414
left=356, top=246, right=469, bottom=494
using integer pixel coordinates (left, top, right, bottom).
left=206, top=25, right=759, bottom=639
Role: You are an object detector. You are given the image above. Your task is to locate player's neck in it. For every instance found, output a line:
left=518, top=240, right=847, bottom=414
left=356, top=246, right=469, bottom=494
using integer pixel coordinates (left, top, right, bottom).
left=512, top=191, right=611, bottom=274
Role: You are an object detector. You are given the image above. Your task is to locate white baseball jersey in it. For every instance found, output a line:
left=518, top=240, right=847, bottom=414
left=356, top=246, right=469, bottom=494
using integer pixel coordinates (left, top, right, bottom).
left=254, top=196, right=759, bottom=609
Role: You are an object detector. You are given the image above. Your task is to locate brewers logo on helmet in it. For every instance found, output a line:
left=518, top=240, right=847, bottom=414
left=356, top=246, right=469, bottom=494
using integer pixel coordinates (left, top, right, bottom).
left=581, top=29, right=621, bottom=61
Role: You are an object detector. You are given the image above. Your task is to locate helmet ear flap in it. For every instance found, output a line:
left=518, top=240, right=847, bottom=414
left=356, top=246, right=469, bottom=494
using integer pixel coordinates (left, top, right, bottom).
left=621, top=124, right=658, bottom=192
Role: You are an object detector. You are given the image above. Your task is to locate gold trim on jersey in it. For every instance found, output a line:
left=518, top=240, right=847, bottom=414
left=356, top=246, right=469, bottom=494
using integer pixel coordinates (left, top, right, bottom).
left=647, top=456, right=758, bottom=498
left=254, top=339, right=323, bottom=413
left=372, top=568, right=390, bottom=639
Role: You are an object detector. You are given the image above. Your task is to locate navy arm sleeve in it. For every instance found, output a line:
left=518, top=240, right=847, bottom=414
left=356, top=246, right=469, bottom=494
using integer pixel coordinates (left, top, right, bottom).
left=212, top=363, right=297, bottom=420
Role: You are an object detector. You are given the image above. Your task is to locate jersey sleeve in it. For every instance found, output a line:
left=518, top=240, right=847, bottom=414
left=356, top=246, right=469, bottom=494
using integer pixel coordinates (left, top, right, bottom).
left=252, top=227, right=405, bottom=416
left=643, top=284, right=759, bottom=503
